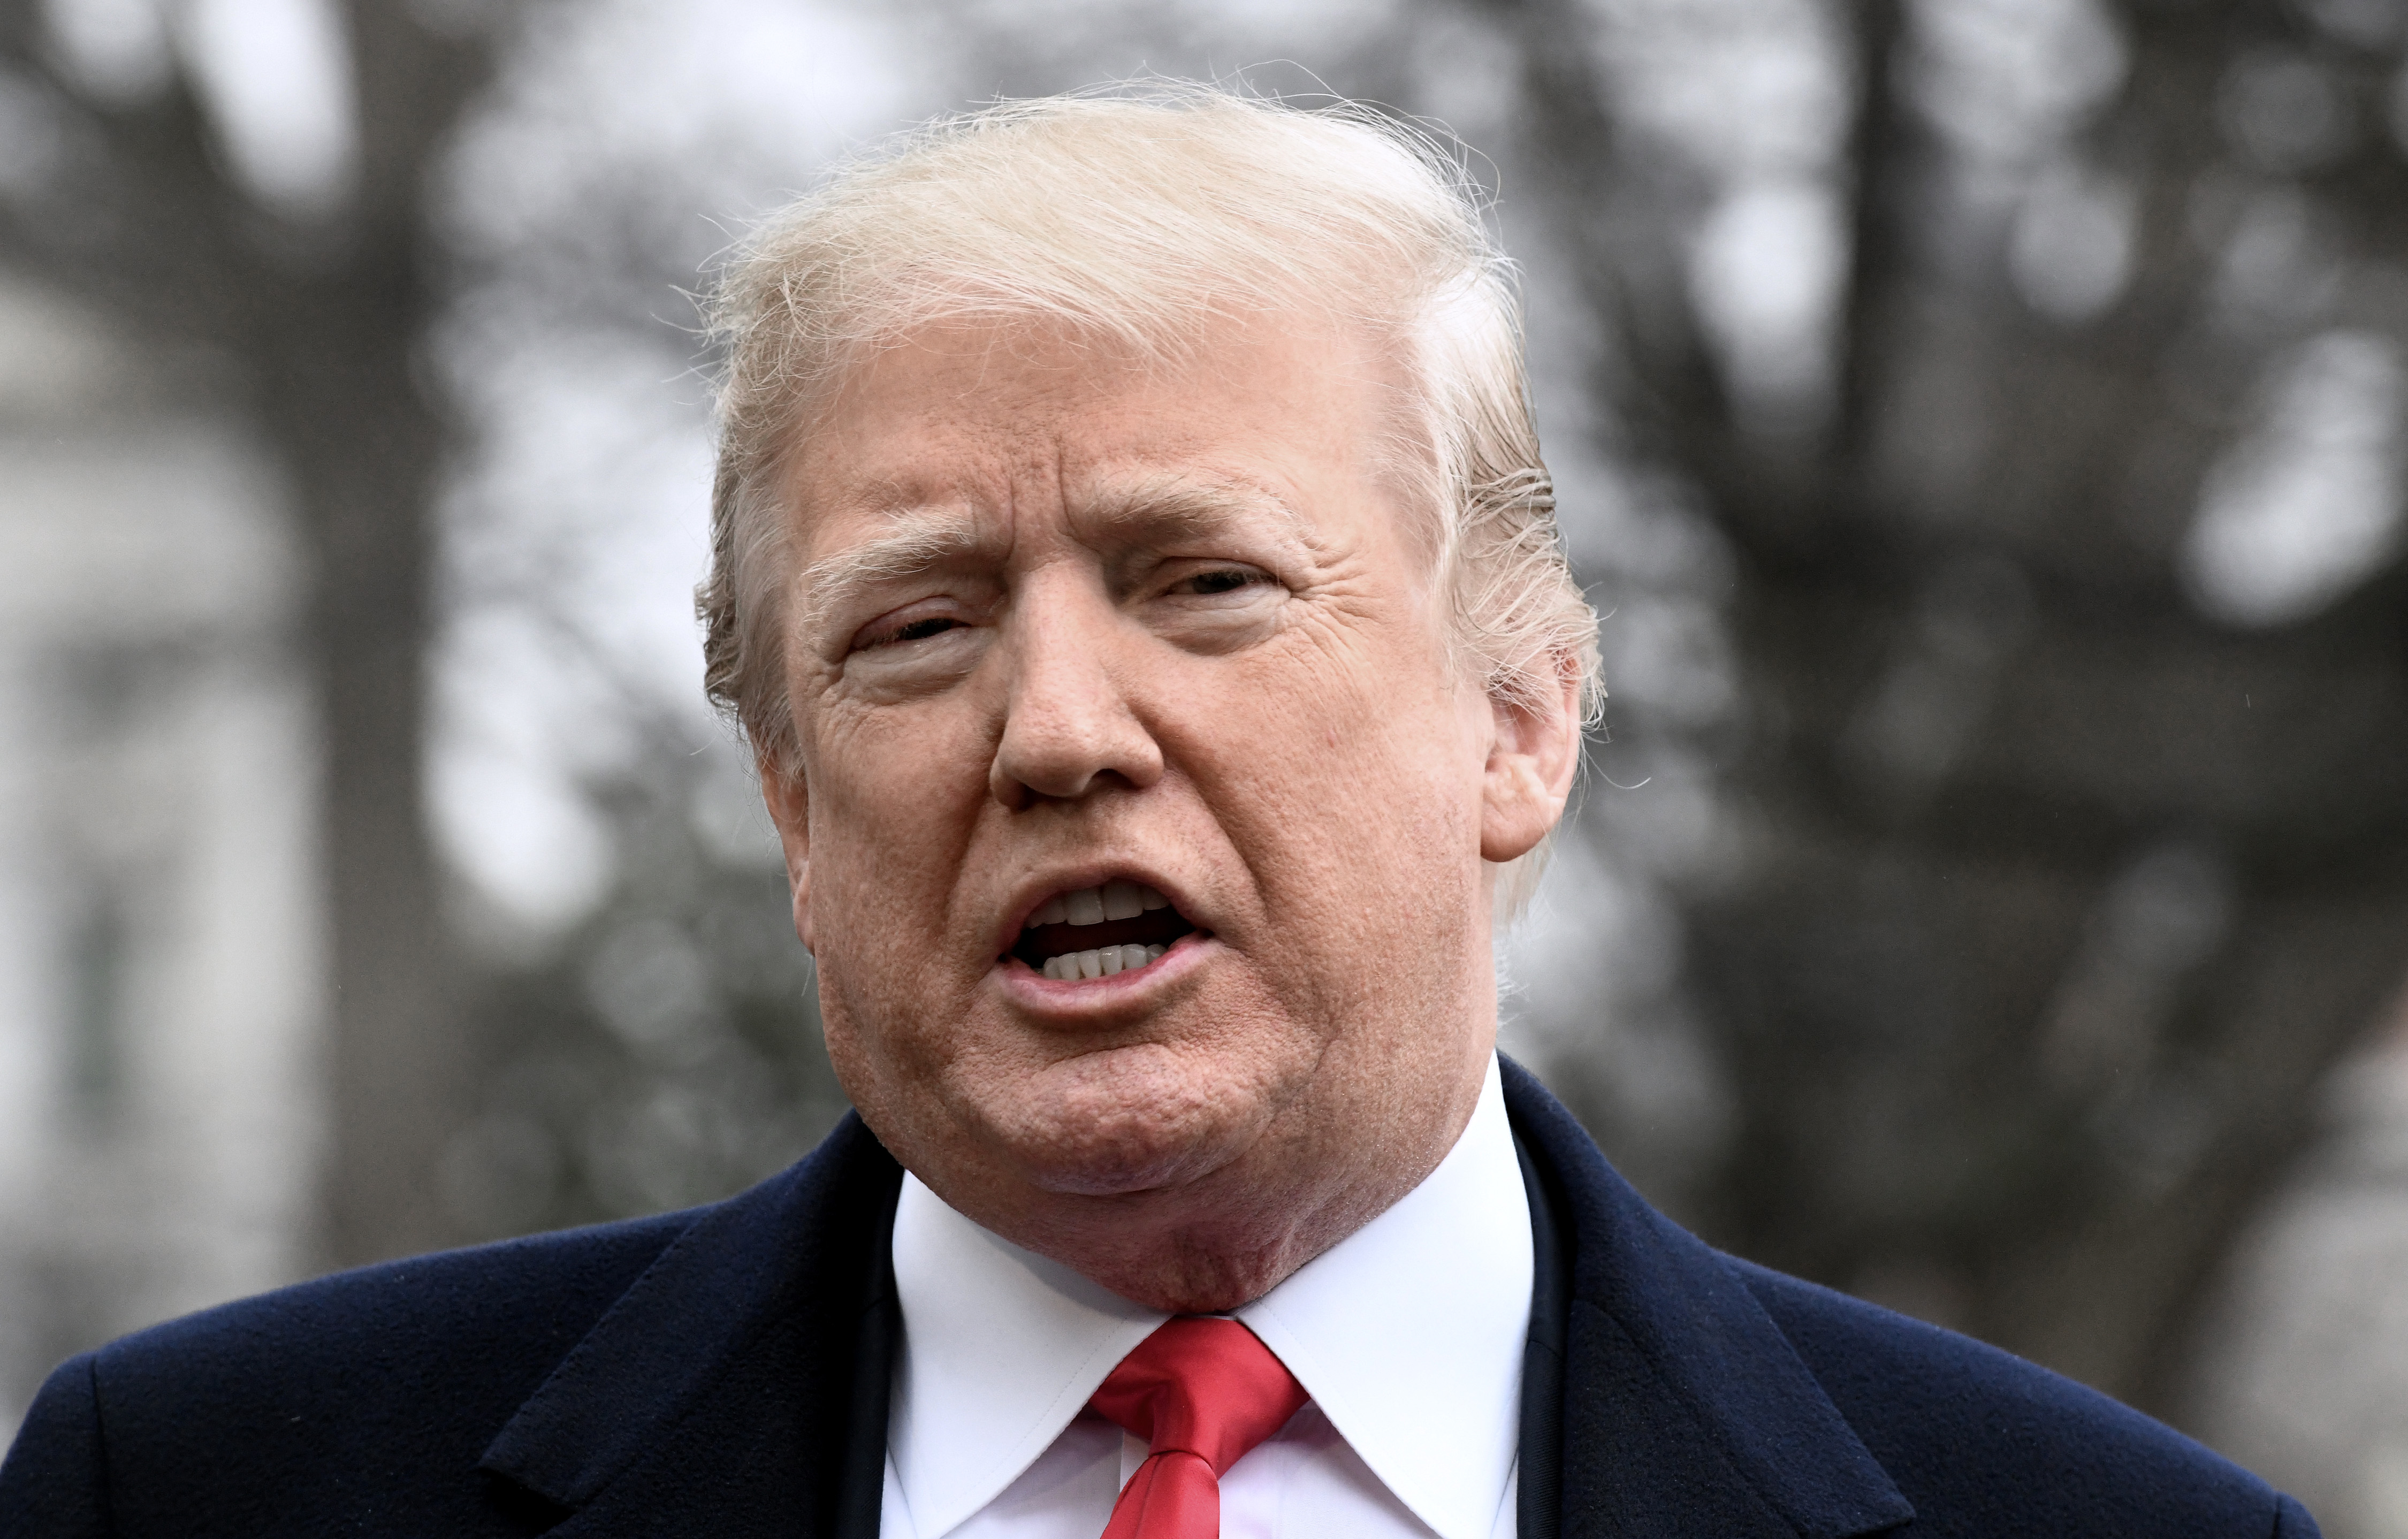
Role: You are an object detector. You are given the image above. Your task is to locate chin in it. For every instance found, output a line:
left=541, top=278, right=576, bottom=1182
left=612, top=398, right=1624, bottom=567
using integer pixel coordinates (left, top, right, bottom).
left=979, top=1047, right=1278, bottom=1199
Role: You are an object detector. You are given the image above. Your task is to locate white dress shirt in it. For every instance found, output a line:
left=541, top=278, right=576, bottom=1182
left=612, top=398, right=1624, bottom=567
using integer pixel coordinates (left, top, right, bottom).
left=880, top=1054, right=1532, bottom=1539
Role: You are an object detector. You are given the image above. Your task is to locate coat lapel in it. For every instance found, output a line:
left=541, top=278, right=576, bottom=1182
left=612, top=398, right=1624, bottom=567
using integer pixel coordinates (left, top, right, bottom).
left=1502, top=1058, right=1915, bottom=1539
left=478, top=1113, right=902, bottom=1538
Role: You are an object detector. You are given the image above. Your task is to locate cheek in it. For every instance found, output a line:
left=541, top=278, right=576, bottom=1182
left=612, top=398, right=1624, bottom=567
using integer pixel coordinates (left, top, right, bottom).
left=1181, top=622, right=1485, bottom=910
left=1276, top=621, right=1476, bottom=800
left=806, top=690, right=988, bottom=851
left=812, top=906, right=971, bottom=1151
left=799, top=699, right=995, bottom=985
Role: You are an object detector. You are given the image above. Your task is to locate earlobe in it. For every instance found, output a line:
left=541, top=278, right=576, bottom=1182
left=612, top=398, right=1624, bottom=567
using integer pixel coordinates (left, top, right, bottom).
left=758, top=759, right=816, bottom=954
left=1480, top=664, right=1582, bottom=864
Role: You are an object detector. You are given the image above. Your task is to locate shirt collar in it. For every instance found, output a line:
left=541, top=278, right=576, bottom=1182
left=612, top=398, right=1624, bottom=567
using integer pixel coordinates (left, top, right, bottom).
left=888, top=1055, right=1531, bottom=1539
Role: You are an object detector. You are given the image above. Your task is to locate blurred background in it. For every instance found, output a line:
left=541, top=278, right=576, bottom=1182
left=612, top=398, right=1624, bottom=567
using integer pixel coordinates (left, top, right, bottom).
left=1, top=0, right=2405, bottom=1527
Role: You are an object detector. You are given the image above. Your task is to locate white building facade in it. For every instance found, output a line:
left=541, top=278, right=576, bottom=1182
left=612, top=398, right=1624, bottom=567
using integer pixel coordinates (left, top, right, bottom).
left=0, top=278, right=320, bottom=1437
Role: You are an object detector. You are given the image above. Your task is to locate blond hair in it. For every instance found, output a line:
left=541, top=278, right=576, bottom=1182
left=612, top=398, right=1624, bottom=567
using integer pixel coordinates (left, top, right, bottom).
left=699, top=84, right=1601, bottom=911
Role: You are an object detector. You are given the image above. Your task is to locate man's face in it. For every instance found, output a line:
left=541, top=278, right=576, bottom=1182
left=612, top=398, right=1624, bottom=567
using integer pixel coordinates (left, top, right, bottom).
left=762, top=309, right=1572, bottom=1308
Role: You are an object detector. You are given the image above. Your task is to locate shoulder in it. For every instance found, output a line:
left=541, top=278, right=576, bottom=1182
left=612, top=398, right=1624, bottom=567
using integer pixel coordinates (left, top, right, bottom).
left=3, top=1115, right=908, bottom=1536
left=96, top=1205, right=697, bottom=1409
left=1, top=1207, right=698, bottom=1538
left=1726, top=1256, right=2314, bottom=1538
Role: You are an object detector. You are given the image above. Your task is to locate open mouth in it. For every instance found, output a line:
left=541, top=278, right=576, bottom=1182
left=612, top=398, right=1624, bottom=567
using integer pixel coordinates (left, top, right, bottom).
left=1010, top=879, right=1201, bottom=981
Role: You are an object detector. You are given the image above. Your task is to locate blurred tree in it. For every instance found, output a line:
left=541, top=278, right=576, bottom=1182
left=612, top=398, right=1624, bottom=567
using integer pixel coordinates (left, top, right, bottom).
left=1480, top=0, right=2408, bottom=1418
left=438, top=703, right=849, bottom=1246
left=0, top=0, right=496, bottom=1267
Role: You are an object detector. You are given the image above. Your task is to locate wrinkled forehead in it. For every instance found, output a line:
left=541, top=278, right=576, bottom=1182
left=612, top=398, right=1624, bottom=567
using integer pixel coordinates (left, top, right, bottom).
left=776, top=307, right=1436, bottom=574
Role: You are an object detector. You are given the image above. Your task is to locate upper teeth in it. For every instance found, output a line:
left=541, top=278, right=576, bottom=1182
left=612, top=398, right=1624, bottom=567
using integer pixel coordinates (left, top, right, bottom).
left=1027, top=880, right=1170, bottom=928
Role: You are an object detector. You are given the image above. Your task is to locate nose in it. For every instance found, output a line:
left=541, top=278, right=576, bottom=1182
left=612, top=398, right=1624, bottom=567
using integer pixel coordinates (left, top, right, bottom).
left=989, top=580, right=1164, bottom=810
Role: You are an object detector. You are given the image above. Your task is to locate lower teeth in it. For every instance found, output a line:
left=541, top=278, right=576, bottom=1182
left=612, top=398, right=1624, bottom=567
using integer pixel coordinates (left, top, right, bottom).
left=1042, top=943, right=1168, bottom=981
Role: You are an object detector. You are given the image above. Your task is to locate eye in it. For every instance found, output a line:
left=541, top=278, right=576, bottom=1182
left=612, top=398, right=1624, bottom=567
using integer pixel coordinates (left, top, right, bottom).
left=1171, top=566, right=1272, bottom=597
left=852, top=612, right=965, bottom=652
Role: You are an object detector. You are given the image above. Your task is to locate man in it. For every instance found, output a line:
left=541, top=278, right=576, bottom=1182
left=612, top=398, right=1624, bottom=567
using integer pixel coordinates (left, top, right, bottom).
left=1, top=87, right=2318, bottom=1538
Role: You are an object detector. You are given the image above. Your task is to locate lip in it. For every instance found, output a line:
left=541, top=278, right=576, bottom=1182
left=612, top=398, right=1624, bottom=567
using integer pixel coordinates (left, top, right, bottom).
left=992, top=864, right=1208, bottom=959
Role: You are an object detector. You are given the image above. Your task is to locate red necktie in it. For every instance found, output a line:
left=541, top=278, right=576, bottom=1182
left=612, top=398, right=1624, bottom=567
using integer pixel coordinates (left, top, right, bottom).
left=1087, top=1317, right=1309, bottom=1539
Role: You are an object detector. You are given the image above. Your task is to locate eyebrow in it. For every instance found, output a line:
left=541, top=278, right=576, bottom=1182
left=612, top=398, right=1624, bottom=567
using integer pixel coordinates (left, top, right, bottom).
left=1081, top=474, right=1308, bottom=544
left=792, top=475, right=1308, bottom=645
left=792, top=508, right=990, bottom=646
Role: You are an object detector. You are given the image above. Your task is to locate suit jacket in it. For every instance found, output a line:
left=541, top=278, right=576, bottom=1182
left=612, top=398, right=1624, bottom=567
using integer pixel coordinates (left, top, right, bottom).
left=0, top=1058, right=2319, bottom=1537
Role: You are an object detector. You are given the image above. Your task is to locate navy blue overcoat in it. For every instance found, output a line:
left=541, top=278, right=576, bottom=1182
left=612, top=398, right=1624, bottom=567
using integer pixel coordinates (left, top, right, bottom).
left=0, top=1060, right=2321, bottom=1536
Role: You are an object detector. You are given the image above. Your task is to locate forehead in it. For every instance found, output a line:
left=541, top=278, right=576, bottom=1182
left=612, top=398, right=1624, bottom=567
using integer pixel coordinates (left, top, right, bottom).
left=780, top=310, right=1405, bottom=558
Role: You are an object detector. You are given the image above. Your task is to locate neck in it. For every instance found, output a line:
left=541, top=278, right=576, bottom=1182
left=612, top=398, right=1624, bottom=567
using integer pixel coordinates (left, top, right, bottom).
left=977, top=1046, right=1494, bottom=1313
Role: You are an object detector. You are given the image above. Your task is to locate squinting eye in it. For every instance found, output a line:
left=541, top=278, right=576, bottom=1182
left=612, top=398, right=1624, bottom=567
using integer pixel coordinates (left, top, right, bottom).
left=1179, top=568, right=1267, bottom=596
left=857, top=615, right=961, bottom=652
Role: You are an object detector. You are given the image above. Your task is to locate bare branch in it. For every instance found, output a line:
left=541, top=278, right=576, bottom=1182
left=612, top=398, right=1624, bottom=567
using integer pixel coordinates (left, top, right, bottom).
left=1828, top=0, right=1906, bottom=483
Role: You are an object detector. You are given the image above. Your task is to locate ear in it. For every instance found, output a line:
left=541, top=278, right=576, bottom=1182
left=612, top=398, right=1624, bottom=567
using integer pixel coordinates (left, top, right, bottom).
left=1481, top=660, right=1583, bottom=864
left=758, top=757, right=816, bottom=954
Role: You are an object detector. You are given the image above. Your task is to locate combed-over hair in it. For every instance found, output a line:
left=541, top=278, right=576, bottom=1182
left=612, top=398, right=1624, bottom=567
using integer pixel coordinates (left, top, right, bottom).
left=699, top=83, right=1601, bottom=913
